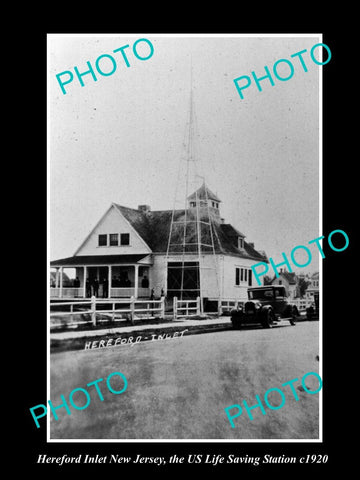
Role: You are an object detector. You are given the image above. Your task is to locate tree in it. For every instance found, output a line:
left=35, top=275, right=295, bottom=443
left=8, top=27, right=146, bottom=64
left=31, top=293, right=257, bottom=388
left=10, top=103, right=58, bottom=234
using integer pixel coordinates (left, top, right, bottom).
left=263, top=275, right=272, bottom=285
left=298, top=278, right=310, bottom=298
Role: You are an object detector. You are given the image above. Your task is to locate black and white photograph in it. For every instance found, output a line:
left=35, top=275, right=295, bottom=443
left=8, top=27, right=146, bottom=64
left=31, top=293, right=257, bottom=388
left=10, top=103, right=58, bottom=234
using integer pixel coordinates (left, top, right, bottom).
left=47, top=34, right=323, bottom=442
left=17, top=27, right=354, bottom=473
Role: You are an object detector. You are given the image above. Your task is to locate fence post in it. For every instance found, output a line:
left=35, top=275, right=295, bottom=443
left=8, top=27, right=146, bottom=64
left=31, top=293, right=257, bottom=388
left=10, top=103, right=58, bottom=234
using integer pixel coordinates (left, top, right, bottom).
left=70, top=303, right=74, bottom=325
left=196, top=296, right=200, bottom=315
left=112, top=302, right=115, bottom=322
left=160, top=296, right=165, bottom=318
left=91, top=295, right=97, bottom=326
left=130, top=296, right=135, bottom=325
left=173, top=296, right=177, bottom=320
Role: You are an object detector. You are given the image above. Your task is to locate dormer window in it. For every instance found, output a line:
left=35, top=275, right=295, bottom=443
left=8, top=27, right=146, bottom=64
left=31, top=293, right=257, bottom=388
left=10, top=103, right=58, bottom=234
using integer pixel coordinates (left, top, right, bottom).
left=238, top=237, right=244, bottom=249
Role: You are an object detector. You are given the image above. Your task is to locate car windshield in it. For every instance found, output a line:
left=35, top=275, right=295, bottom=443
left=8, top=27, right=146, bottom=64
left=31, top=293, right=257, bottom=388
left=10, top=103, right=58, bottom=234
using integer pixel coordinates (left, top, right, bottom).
left=274, top=288, right=286, bottom=297
left=248, top=289, right=274, bottom=300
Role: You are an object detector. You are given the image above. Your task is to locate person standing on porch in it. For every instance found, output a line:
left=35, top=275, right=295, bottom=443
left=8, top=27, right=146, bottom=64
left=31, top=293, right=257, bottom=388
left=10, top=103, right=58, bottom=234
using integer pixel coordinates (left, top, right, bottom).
left=103, top=277, right=108, bottom=298
left=86, top=278, right=91, bottom=297
left=93, top=278, right=99, bottom=297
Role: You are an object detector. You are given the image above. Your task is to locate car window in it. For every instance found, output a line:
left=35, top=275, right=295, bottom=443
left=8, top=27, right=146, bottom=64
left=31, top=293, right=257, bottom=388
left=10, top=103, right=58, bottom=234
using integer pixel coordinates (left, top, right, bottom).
left=249, top=289, right=274, bottom=299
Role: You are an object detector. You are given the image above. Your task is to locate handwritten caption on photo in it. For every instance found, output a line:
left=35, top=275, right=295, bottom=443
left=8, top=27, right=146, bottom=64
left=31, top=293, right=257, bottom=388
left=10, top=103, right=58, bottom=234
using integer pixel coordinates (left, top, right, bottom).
left=84, top=329, right=189, bottom=350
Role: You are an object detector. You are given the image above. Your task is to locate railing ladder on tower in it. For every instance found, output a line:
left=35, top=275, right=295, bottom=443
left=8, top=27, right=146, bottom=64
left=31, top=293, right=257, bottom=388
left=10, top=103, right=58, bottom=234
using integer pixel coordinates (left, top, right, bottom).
left=164, top=68, right=221, bottom=314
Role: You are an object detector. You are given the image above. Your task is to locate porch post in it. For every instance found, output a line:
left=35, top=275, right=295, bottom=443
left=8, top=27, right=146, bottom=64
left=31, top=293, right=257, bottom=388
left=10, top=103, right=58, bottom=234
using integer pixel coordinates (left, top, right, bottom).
left=83, top=266, right=87, bottom=298
left=108, top=265, right=112, bottom=298
left=59, top=266, right=63, bottom=299
left=55, top=268, right=59, bottom=288
left=134, top=264, right=139, bottom=299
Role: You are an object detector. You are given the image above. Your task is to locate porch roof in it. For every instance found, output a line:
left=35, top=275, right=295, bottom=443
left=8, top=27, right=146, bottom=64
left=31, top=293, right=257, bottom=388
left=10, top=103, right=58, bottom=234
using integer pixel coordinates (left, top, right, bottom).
left=50, top=254, right=150, bottom=267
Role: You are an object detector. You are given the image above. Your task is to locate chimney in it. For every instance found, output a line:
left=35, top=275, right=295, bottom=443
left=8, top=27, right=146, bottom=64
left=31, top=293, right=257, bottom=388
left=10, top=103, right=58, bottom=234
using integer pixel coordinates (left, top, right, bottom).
left=248, top=242, right=254, bottom=248
left=220, top=218, right=225, bottom=224
left=138, top=204, right=151, bottom=213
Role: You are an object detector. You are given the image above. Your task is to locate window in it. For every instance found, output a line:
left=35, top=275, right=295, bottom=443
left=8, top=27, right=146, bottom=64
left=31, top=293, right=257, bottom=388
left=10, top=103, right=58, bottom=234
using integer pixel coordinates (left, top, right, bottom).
left=120, top=233, right=130, bottom=245
left=98, top=234, right=107, bottom=246
left=235, top=268, right=240, bottom=286
left=236, top=267, right=253, bottom=286
left=238, top=237, right=244, bottom=249
left=109, top=233, right=119, bottom=246
left=190, top=201, right=196, bottom=207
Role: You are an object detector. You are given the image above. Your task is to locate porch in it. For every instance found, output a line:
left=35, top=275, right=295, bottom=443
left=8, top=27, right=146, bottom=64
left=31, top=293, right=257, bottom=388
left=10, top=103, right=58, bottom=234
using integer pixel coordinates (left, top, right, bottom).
left=50, top=254, right=153, bottom=299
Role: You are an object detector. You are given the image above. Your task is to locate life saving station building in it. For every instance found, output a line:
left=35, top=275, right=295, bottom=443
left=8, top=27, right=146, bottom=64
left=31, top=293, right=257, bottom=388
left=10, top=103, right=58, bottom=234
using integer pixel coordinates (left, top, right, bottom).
left=50, top=184, right=268, bottom=304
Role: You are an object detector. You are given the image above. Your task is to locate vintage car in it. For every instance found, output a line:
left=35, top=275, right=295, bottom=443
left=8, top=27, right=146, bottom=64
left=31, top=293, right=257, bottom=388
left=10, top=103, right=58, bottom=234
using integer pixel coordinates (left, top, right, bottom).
left=231, top=285, right=299, bottom=329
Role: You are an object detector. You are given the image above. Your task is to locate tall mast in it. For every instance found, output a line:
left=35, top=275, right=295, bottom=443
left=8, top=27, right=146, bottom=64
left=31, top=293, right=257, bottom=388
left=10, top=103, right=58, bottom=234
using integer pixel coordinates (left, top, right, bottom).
left=164, top=58, right=221, bottom=314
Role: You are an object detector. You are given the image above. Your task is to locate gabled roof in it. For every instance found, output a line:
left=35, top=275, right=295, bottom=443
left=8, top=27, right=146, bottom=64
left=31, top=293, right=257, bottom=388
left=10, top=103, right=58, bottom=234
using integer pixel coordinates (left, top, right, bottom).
left=272, top=271, right=297, bottom=285
left=187, top=183, right=221, bottom=203
left=113, top=203, right=267, bottom=262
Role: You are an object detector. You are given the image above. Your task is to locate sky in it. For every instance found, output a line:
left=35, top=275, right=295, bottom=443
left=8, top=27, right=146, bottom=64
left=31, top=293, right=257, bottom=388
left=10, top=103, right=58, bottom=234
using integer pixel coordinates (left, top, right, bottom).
left=48, top=34, right=322, bottom=274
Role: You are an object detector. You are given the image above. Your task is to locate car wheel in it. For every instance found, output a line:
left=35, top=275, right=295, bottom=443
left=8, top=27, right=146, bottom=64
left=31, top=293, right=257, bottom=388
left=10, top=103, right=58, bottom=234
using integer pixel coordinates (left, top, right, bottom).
left=231, top=313, right=243, bottom=329
left=262, top=309, right=274, bottom=329
left=290, top=306, right=298, bottom=326
left=232, top=319, right=242, bottom=329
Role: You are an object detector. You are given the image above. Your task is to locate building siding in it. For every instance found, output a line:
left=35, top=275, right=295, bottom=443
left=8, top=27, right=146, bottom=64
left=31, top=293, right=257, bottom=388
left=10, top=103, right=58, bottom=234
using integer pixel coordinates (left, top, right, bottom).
left=76, top=206, right=152, bottom=256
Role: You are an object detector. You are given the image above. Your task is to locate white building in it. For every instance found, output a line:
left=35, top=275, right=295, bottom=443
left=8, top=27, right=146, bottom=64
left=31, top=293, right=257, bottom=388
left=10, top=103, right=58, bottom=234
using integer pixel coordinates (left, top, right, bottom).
left=305, top=271, right=319, bottom=301
left=270, top=270, right=298, bottom=299
left=50, top=184, right=268, bottom=305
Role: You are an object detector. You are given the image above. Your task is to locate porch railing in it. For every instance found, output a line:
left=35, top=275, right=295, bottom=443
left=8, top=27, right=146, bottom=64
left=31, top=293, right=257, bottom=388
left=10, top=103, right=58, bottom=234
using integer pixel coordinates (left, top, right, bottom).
left=50, top=287, right=83, bottom=298
left=109, top=287, right=134, bottom=298
left=50, top=287, right=150, bottom=299
left=110, top=287, right=150, bottom=298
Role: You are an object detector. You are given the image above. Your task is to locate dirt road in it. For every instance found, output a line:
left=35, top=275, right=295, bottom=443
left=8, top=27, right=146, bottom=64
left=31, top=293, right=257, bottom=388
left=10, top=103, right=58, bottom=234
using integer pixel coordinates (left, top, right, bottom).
left=49, top=321, right=320, bottom=440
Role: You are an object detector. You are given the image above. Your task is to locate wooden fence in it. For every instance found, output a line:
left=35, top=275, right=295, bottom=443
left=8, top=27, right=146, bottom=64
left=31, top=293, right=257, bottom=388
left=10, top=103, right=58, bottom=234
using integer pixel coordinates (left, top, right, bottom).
left=51, top=295, right=312, bottom=330
left=50, top=296, right=165, bottom=329
left=218, top=299, right=244, bottom=315
left=173, top=297, right=201, bottom=319
left=290, top=298, right=314, bottom=312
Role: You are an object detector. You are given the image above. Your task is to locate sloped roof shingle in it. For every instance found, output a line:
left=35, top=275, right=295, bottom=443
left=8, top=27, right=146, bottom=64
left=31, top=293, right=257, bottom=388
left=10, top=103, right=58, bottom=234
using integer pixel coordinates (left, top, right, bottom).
left=113, top=203, right=267, bottom=262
